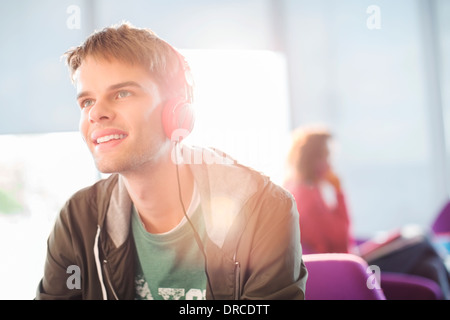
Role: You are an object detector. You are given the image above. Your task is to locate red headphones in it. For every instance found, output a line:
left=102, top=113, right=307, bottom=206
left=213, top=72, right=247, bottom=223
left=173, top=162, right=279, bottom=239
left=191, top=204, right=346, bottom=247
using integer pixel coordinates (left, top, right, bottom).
left=161, top=45, right=195, bottom=142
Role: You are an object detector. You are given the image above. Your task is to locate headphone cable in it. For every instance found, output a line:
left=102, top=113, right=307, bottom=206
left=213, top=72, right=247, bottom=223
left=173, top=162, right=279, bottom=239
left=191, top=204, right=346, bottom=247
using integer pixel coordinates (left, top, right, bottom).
left=174, top=142, right=216, bottom=300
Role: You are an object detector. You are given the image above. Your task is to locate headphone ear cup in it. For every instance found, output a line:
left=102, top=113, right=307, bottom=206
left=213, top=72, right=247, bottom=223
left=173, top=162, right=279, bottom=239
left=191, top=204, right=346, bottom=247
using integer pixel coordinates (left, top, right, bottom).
left=162, top=98, right=195, bottom=142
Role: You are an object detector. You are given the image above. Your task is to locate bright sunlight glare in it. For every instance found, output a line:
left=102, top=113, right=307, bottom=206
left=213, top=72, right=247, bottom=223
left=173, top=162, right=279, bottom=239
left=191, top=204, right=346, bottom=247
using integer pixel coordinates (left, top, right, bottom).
left=0, top=49, right=291, bottom=299
left=182, top=49, right=292, bottom=185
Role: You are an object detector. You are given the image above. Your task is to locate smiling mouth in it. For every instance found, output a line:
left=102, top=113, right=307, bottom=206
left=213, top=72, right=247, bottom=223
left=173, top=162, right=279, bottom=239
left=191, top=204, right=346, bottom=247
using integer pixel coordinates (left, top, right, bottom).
left=96, top=134, right=127, bottom=144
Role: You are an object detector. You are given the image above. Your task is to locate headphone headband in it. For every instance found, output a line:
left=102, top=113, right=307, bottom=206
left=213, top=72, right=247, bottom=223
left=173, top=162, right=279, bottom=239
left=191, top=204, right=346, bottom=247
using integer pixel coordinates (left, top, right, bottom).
left=178, top=54, right=194, bottom=104
left=163, top=40, right=194, bottom=104
left=160, top=40, right=195, bottom=142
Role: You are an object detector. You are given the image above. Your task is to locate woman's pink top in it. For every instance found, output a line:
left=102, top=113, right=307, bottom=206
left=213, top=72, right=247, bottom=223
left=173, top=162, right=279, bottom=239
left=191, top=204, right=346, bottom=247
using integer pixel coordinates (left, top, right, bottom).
left=285, top=181, right=354, bottom=254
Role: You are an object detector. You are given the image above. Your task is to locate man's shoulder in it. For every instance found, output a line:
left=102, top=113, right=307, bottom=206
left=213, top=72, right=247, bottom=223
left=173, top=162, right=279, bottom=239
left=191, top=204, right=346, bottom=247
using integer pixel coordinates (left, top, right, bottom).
left=188, top=145, right=294, bottom=206
left=69, top=174, right=118, bottom=201
left=60, top=174, right=118, bottom=222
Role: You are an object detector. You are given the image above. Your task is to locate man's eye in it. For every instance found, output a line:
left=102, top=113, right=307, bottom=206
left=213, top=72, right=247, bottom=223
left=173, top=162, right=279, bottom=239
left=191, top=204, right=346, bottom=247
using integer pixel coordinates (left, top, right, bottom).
left=117, top=90, right=131, bottom=99
left=81, top=99, right=95, bottom=109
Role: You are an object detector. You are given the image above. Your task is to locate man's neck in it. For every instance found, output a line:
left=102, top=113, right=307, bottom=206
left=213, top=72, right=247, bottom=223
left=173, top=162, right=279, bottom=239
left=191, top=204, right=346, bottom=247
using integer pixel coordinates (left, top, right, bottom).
left=121, top=146, right=194, bottom=234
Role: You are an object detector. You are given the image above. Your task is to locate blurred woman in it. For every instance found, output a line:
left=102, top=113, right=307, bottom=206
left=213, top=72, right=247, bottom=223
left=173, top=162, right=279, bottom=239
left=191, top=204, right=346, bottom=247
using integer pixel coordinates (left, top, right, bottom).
left=284, top=125, right=355, bottom=254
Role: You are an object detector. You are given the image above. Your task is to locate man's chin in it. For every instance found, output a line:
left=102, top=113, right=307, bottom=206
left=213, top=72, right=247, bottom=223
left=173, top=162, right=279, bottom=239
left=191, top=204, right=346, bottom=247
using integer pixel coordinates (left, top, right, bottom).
left=94, top=162, right=119, bottom=175
left=94, top=161, right=137, bottom=176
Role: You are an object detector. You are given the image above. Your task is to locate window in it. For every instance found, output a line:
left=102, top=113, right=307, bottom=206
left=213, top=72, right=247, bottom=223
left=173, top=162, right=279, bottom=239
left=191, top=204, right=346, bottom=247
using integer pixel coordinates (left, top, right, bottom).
left=0, top=132, right=98, bottom=299
left=0, top=50, right=291, bottom=299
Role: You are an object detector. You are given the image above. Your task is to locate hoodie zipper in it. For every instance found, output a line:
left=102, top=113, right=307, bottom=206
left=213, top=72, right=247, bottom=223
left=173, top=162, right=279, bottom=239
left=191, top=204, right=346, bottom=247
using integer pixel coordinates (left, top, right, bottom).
left=102, top=259, right=119, bottom=300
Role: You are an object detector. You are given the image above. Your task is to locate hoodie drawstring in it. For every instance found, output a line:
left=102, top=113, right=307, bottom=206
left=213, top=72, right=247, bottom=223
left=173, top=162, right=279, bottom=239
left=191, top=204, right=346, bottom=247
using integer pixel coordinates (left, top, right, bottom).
left=94, top=225, right=108, bottom=300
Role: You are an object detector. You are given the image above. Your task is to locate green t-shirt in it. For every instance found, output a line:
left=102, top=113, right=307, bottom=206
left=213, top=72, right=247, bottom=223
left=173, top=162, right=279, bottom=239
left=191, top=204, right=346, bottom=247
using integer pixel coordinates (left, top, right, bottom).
left=132, top=185, right=207, bottom=300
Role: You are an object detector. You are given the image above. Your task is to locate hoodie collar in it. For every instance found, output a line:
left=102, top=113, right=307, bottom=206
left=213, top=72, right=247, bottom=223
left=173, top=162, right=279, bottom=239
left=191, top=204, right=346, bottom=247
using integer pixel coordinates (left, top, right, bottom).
left=104, top=145, right=263, bottom=249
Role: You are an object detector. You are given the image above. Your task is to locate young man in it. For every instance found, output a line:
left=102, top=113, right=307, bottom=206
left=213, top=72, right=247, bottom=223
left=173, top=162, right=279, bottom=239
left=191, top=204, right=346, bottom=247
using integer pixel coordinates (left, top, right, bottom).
left=36, top=22, right=307, bottom=300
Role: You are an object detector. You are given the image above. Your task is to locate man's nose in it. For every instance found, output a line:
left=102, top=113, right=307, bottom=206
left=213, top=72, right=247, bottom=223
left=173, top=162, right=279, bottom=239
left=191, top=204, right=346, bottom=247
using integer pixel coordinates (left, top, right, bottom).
left=88, top=99, right=114, bottom=123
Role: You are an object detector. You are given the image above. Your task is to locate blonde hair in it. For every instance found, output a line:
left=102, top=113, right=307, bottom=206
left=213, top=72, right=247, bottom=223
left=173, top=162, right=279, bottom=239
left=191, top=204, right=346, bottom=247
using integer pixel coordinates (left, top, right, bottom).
left=64, top=21, right=186, bottom=100
left=286, top=125, right=332, bottom=183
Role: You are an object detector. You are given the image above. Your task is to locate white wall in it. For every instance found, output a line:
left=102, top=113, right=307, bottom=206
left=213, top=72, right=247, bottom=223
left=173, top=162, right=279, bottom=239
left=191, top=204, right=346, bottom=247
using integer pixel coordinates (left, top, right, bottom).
left=283, top=0, right=448, bottom=237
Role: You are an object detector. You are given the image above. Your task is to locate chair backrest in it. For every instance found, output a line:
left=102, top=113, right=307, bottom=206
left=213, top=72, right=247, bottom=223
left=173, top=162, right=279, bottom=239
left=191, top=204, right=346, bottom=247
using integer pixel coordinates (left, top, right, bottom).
left=380, top=272, right=444, bottom=300
left=432, top=201, right=450, bottom=234
left=303, top=253, right=386, bottom=300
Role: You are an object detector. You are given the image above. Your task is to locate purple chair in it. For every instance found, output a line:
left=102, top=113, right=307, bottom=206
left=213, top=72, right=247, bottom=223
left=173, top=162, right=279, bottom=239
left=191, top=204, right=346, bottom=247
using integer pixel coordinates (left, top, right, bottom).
left=380, top=272, right=444, bottom=300
left=430, top=201, right=450, bottom=268
left=432, top=201, right=450, bottom=234
left=303, top=253, right=386, bottom=300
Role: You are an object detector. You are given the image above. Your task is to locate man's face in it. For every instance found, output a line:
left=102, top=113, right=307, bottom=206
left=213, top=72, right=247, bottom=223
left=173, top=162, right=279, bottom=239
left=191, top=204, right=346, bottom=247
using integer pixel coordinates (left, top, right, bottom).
left=75, top=56, right=169, bottom=173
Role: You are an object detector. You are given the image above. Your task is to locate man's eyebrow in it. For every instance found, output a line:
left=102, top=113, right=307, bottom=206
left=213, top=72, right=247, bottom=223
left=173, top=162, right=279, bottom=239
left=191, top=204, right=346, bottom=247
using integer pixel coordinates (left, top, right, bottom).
left=108, top=81, right=142, bottom=92
left=76, top=81, right=143, bottom=100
